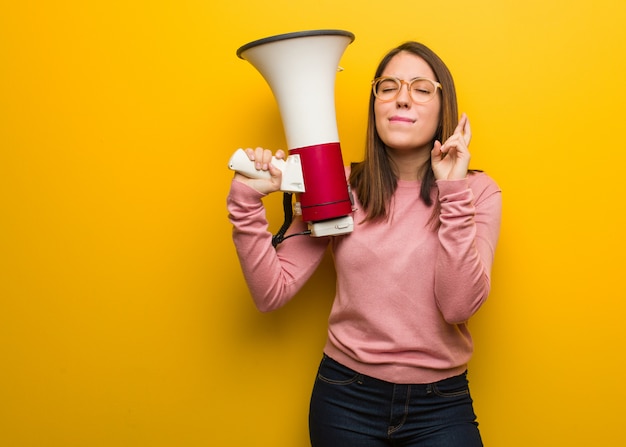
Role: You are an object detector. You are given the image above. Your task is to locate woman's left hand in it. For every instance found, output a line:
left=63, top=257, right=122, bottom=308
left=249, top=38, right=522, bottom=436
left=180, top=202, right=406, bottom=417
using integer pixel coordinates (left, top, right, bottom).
left=431, top=113, right=472, bottom=180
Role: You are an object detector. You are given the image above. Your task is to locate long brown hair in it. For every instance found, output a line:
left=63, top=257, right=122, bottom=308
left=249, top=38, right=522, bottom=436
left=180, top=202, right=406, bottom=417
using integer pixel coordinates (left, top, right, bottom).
left=349, top=42, right=459, bottom=225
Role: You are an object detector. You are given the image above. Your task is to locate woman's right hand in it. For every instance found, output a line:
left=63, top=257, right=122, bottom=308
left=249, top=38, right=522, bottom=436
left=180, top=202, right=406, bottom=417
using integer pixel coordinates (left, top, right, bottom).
left=233, top=147, right=285, bottom=195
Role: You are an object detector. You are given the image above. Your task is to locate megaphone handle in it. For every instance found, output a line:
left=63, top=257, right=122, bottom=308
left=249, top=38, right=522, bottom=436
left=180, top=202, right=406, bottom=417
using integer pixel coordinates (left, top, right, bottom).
left=228, top=148, right=286, bottom=179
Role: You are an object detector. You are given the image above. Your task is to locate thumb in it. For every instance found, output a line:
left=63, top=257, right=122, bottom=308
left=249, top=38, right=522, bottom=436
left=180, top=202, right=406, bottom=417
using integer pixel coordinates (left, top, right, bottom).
left=431, top=140, right=443, bottom=158
left=267, top=160, right=284, bottom=189
left=267, top=161, right=283, bottom=178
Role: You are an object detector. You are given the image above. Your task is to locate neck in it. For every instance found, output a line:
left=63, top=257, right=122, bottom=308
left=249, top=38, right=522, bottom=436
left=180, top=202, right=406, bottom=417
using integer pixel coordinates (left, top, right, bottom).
left=386, top=146, right=431, bottom=181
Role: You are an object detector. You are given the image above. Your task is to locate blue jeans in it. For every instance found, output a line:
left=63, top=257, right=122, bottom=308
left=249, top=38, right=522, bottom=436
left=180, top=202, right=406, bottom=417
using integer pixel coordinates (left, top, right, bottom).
left=309, top=355, right=483, bottom=447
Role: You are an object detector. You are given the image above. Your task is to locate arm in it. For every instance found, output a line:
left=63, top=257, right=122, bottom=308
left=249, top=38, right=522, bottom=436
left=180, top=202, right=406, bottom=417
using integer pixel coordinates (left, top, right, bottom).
left=227, top=180, right=330, bottom=312
left=434, top=175, right=502, bottom=324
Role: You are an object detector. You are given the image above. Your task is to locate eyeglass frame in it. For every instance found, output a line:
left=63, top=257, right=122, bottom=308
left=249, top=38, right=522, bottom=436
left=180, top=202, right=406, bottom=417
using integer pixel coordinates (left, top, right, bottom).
left=371, top=76, right=442, bottom=103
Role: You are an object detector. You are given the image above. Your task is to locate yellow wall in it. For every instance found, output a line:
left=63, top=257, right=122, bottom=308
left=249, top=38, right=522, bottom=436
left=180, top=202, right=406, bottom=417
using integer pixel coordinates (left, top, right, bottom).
left=2, top=1, right=625, bottom=445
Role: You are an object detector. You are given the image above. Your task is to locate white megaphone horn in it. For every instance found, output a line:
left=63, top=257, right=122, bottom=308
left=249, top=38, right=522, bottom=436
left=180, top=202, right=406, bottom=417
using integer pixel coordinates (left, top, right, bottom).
left=228, top=30, right=355, bottom=238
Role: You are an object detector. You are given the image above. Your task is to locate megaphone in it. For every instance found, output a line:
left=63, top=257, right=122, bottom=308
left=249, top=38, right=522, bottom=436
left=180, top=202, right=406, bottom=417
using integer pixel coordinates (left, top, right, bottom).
left=228, top=30, right=355, bottom=238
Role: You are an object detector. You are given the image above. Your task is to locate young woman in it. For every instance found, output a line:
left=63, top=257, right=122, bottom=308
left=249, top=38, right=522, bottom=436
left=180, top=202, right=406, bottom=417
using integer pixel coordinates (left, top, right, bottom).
left=227, top=41, right=502, bottom=447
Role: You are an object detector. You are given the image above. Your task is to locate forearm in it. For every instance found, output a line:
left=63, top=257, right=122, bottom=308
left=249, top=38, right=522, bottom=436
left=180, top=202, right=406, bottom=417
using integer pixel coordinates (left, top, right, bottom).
left=227, top=180, right=329, bottom=311
left=434, top=177, right=502, bottom=324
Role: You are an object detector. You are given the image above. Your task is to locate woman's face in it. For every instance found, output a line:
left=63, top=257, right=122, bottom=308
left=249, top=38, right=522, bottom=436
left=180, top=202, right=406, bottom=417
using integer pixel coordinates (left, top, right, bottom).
left=374, top=52, right=441, bottom=153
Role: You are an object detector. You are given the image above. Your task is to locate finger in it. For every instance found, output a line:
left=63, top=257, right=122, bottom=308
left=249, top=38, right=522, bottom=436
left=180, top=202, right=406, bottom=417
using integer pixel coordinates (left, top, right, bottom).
left=244, top=147, right=256, bottom=160
left=453, top=113, right=467, bottom=137
left=261, top=149, right=274, bottom=169
left=253, top=147, right=266, bottom=170
left=440, top=134, right=460, bottom=154
left=275, top=149, right=286, bottom=160
left=461, top=113, right=472, bottom=146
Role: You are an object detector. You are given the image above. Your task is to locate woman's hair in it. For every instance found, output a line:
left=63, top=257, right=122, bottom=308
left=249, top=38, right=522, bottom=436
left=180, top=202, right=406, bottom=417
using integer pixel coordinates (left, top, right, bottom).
left=349, top=41, right=459, bottom=224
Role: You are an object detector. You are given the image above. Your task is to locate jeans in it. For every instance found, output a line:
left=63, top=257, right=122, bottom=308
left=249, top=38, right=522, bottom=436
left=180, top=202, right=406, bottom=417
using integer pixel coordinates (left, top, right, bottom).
left=309, top=355, right=483, bottom=447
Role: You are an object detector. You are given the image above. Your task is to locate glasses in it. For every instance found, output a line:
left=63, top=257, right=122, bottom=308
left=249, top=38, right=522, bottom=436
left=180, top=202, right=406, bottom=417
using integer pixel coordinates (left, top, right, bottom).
left=372, top=77, right=442, bottom=103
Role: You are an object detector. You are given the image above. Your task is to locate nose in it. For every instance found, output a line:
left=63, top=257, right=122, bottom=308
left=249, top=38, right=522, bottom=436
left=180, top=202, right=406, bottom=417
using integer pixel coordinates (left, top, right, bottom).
left=395, top=80, right=412, bottom=106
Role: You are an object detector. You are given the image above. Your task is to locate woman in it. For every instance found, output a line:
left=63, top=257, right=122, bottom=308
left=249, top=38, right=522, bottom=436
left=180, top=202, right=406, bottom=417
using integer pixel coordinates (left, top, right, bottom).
left=227, top=41, right=501, bottom=447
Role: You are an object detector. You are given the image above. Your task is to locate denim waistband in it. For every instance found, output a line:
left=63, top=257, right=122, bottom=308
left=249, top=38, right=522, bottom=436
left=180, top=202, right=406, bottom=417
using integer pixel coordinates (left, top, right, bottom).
left=322, top=354, right=469, bottom=390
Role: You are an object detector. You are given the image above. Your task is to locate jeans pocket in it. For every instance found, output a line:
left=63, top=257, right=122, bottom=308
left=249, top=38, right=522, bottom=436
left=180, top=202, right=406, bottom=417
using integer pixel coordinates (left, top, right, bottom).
left=317, top=356, right=363, bottom=385
left=430, top=374, right=471, bottom=398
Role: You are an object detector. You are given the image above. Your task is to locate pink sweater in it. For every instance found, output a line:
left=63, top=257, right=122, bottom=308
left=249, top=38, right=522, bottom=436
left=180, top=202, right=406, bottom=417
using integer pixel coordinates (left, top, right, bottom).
left=227, top=172, right=501, bottom=384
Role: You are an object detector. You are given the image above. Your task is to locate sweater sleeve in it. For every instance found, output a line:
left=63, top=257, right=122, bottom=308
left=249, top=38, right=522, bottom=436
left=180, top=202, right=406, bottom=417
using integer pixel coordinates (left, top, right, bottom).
left=226, top=179, right=330, bottom=312
left=434, top=174, right=502, bottom=324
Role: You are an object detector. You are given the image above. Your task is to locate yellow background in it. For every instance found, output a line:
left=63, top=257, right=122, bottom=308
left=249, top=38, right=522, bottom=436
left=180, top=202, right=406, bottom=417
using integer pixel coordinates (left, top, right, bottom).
left=2, top=0, right=625, bottom=445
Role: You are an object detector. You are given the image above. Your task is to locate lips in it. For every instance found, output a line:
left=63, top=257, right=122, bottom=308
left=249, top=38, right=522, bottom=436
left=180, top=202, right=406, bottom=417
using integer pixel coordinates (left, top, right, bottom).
left=389, top=116, right=415, bottom=123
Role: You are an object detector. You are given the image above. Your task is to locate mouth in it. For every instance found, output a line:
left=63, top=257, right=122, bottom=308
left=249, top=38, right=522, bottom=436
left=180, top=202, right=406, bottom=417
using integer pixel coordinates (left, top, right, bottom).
left=389, top=116, right=416, bottom=124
